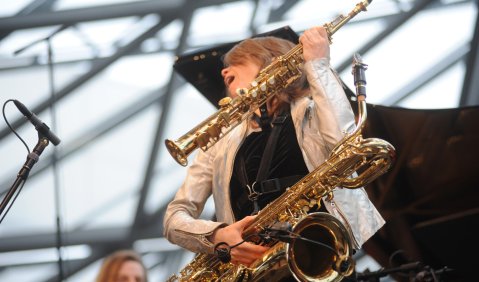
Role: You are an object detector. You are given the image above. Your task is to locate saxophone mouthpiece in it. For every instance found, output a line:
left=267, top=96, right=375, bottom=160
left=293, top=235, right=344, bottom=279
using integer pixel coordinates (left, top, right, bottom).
left=352, top=53, right=368, bottom=98
left=352, top=53, right=363, bottom=65
left=360, top=0, right=373, bottom=11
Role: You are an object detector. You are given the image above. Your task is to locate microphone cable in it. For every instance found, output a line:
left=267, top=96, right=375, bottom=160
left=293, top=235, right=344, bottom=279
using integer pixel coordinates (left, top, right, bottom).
left=260, top=226, right=340, bottom=257
left=2, top=99, right=31, bottom=153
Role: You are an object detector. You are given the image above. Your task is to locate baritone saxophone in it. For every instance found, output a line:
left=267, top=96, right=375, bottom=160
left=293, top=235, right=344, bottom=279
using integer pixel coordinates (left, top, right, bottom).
left=165, top=0, right=374, bottom=166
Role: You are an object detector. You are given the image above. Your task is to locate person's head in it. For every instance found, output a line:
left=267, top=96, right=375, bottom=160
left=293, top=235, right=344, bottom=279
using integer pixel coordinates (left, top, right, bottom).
left=221, top=36, right=308, bottom=114
left=95, top=250, right=148, bottom=282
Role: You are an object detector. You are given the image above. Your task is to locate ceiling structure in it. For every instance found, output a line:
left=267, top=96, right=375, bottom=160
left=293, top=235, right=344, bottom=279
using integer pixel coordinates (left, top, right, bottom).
left=0, top=0, right=477, bottom=281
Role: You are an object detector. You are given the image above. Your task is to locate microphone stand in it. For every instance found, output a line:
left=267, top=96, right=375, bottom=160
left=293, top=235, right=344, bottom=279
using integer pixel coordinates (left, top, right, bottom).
left=12, top=25, right=66, bottom=281
left=356, top=262, right=422, bottom=282
left=356, top=262, right=455, bottom=282
left=0, top=135, right=49, bottom=220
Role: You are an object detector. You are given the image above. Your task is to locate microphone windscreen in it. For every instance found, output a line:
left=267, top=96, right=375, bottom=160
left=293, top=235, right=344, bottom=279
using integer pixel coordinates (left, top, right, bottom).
left=13, top=100, right=32, bottom=117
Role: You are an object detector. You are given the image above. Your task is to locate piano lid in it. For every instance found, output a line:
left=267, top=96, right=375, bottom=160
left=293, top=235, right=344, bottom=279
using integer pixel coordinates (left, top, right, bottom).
left=362, top=103, right=479, bottom=281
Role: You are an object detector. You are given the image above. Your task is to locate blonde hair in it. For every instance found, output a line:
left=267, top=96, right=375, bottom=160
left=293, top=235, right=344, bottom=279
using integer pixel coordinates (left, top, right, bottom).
left=223, top=36, right=308, bottom=114
left=95, top=250, right=148, bottom=282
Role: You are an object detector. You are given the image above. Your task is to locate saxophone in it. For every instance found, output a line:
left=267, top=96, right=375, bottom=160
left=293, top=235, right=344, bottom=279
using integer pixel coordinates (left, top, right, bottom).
left=166, top=53, right=395, bottom=281
left=165, top=0, right=374, bottom=167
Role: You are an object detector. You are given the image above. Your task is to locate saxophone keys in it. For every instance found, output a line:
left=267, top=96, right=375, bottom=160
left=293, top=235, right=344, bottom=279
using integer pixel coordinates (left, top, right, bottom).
left=326, top=191, right=334, bottom=201
left=236, top=88, right=247, bottom=96
left=218, top=97, right=232, bottom=108
left=260, top=82, right=267, bottom=91
left=296, top=199, right=310, bottom=213
left=268, top=76, right=275, bottom=85
left=196, top=132, right=210, bottom=149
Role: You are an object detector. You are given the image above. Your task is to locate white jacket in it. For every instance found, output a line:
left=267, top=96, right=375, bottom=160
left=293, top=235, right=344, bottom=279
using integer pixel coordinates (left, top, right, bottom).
left=163, top=58, right=385, bottom=254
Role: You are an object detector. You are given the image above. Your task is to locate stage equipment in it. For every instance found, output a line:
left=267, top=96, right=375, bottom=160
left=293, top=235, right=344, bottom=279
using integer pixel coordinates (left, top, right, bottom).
left=166, top=48, right=395, bottom=281
left=165, top=0, right=374, bottom=167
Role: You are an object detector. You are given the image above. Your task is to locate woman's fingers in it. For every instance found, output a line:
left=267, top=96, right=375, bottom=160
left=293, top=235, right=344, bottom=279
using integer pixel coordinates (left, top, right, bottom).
left=230, top=241, right=269, bottom=266
left=212, top=216, right=269, bottom=266
left=300, top=26, right=330, bottom=61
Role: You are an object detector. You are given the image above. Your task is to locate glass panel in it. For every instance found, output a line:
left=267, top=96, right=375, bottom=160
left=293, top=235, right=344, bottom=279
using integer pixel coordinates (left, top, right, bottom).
left=188, top=1, right=254, bottom=46
left=399, top=62, right=464, bottom=109
left=0, top=168, right=56, bottom=236
left=145, top=84, right=216, bottom=214
left=59, top=105, right=158, bottom=230
left=0, top=0, right=35, bottom=17
left=53, top=53, right=172, bottom=145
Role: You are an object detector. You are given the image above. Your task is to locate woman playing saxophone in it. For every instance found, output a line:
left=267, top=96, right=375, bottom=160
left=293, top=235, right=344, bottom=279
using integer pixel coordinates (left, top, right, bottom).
left=163, top=25, right=385, bottom=279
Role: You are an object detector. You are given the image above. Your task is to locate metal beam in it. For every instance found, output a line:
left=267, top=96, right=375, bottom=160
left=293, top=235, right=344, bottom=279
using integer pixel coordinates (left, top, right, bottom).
left=0, top=0, right=242, bottom=32
left=0, top=0, right=57, bottom=41
left=0, top=227, right=129, bottom=252
left=0, top=0, right=181, bottom=32
left=0, top=220, right=167, bottom=252
left=267, top=0, right=299, bottom=23
left=460, top=4, right=479, bottom=106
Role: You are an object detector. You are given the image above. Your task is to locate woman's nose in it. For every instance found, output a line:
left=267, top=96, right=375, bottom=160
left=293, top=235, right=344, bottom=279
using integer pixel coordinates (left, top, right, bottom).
left=221, top=67, right=229, bottom=77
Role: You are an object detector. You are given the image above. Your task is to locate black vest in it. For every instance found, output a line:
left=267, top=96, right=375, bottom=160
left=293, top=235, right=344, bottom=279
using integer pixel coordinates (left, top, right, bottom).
left=229, top=114, right=309, bottom=220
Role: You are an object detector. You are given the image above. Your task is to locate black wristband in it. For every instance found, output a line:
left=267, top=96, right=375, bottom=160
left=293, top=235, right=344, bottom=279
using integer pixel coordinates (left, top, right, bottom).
left=214, top=242, right=231, bottom=263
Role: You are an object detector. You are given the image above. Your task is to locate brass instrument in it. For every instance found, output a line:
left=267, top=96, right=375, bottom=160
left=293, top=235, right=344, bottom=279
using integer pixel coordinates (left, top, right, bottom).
left=166, top=52, right=395, bottom=281
left=165, top=0, right=374, bottom=167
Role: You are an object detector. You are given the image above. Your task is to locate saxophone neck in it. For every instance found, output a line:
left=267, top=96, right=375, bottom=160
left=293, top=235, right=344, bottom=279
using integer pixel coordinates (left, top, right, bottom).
left=352, top=53, right=368, bottom=134
left=324, top=0, right=372, bottom=42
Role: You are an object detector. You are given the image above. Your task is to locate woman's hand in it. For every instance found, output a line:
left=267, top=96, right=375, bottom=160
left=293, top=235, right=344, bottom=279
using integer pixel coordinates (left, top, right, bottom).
left=209, top=216, right=269, bottom=266
left=300, top=26, right=330, bottom=62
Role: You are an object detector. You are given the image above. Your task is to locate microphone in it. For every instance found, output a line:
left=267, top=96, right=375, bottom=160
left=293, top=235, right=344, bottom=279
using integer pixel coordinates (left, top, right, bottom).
left=13, top=100, right=61, bottom=146
left=261, top=222, right=294, bottom=243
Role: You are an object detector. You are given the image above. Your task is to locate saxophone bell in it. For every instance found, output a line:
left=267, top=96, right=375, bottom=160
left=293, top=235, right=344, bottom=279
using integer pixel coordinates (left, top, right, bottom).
left=165, top=139, right=190, bottom=167
left=165, top=95, right=248, bottom=166
left=286, top=213, right=355, bottom=282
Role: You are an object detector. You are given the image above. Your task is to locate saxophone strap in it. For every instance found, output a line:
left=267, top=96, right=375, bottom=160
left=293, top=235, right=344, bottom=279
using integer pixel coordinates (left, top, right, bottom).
left=253, top=103, right=272, bottom=131
left=237, top=110, right=291, bottom=215
left=259, top=175, right=302, bottom=194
